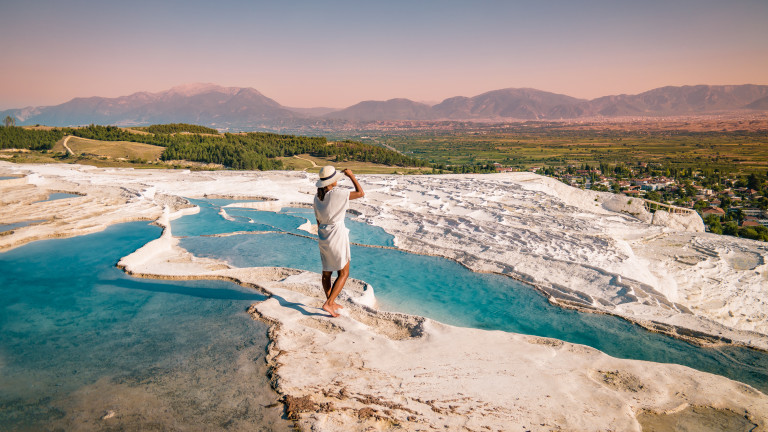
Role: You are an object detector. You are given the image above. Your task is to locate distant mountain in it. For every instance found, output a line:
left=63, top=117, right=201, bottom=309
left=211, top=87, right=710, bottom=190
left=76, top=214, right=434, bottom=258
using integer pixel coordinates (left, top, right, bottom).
left=2, top=83, right=767, bottom=130
left=431, top=88, right=587, bottom=120
left=1, top=83, right=302, bottom=129
left=324, top=98, right=434, bottom=121
left=588, top=85, right=768, bottom=116
left=745, top=95, right=768, bottom=110
left=324, top=85, right=768, bottom=121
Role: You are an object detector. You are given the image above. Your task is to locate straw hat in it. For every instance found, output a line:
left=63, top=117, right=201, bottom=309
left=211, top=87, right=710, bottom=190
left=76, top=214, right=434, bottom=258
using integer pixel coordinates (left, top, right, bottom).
left=316, top=165, right=344, bottom=187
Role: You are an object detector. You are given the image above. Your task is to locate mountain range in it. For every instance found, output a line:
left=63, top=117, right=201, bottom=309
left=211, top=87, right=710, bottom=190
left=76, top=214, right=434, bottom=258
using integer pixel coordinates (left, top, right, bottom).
left=3, top=83, right=768, bottom=130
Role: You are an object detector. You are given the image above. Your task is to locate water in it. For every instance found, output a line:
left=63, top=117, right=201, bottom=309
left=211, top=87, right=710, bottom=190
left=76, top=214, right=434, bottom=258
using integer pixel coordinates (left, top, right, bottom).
left=0, top=220, right=46, bottom=233
left=175, top=199, right=394, bottom=247
left=0, top=176, right=19, bottom=180
left=2, top=198, right=766, bottom=431
left=0, top=222, right=291, bottom=431
left=33, top=192, right=81, bottom=203
left=176, top=199, right=768, bottom=394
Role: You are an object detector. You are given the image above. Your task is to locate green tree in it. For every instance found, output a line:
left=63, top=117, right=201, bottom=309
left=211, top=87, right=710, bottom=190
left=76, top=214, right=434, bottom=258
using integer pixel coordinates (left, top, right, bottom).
left=723, top=221, right=739, bottom=236
left=704, top=215, right=723, bottom=234
left=731, top=208, right=745, bottom=225
left=684, top=183, right=696, bottom=198
left=719, top=195, right=731, bottom=211
left=747, top=173, right=763, bottom=191
left=644, top=191, right=662, bottom=202
left=3, top=115, right=15, bottom=127
left=0, top=126, right=65, bottom=150
left=146, top=123, right=219, bottom=135
left=739, top=227, right=759, bottom=241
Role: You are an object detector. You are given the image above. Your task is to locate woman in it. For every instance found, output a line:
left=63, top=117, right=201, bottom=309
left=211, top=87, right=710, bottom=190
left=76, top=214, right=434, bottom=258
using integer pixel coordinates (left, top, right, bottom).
left=313, top=166, right=365, bottom=317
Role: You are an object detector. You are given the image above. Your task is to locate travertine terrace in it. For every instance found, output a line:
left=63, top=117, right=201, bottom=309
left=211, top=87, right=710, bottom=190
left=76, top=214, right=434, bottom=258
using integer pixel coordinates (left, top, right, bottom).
left=2, top=162, right=766, bottom=430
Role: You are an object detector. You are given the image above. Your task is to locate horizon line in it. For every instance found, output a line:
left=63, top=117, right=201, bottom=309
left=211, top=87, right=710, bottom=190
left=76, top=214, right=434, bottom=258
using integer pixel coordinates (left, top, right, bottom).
left=4, top=82, right=768, bottom=112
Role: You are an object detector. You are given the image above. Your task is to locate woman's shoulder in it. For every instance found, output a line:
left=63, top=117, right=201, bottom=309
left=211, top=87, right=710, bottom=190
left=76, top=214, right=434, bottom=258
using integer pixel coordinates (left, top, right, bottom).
left=330, top=188, right=350, bottom=199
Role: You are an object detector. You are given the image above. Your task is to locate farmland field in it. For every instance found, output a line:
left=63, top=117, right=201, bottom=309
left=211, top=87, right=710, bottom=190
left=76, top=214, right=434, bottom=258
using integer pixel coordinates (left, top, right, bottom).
left=342, top=117, right=768, bottom=175
left=278, top=154, right=434, bottom=174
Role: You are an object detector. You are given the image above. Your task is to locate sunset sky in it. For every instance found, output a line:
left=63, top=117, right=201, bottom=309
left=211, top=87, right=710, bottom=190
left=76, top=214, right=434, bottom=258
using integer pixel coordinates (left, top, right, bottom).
left=1, top=0, right=767, bottom=110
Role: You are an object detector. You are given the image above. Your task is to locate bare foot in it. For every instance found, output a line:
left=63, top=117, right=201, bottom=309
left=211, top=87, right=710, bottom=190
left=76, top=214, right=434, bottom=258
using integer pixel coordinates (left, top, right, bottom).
left=332, top=303, right=344, bottom=311
left=322, top=303, right=339, bottom=317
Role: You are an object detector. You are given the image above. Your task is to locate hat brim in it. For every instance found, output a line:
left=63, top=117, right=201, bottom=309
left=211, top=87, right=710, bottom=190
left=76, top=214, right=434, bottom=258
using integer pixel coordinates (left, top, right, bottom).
left=315, top=170, right=344, bottom=188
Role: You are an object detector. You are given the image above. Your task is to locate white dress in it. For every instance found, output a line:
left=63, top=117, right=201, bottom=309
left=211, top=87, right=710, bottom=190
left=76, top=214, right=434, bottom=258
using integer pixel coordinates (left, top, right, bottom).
left=313, top=188, right=351, bottom=271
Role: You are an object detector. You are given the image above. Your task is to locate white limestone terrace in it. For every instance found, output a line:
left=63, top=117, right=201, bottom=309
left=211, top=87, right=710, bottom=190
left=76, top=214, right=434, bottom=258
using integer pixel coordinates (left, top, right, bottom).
left=2, top=162, right=768, bottom=430
left=114, top=201, right=767, bottom=431
left=1, top=162, right=766, bottom=351
left=349, top=172, right=768, bottom=350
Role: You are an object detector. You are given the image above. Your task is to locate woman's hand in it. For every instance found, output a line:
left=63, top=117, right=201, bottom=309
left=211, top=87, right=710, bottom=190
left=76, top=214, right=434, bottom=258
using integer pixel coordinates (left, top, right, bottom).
left=344, top=169, right=365, bottom=200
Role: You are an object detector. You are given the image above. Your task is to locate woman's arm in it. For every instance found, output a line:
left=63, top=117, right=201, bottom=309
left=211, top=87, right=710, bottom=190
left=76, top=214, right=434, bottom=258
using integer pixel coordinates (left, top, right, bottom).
left=343, top=169, right=365, bottom=200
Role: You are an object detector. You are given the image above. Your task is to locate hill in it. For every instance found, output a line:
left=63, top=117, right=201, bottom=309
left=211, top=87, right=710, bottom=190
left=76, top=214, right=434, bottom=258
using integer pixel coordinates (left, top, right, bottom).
left=0, top=124, right=432, bottom=172
left=588, top=85, right=768, bottom=116
left=745, top=95, right=768, bottom=110
left=2, top=84, right=768, bottom=129
left=324, top=98, right=434, bottom=121
left=323, top=85, right=768, bottom=121
left=53, top=136, right=165, bottom=162
left=431, top=88, right=588, bottom=120
left=1, top=84, right=302, bottom=129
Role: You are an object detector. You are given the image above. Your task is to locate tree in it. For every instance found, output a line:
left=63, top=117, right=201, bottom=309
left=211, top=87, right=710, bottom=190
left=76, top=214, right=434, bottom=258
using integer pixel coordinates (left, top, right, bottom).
left=719, top=195, right=732, bottom=211
left=723, top=221, right=739, bottom=236
left=704, top=215, right=723, bottom=234
left=645, top=190, right=662, bottom=202
left=683, top=182, right=696, bottom=198
left=734, top=225, right=768, bottom=242
left=757, top=197, right=768, bottom=211
left=731, top=208, right=745, bottom=225
left=3, top=115, right=15, bottom=127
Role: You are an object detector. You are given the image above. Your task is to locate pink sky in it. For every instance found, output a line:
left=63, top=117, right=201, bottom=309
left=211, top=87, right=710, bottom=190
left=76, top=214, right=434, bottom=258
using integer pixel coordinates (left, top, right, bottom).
left=1, top=0, right=767, bottom=110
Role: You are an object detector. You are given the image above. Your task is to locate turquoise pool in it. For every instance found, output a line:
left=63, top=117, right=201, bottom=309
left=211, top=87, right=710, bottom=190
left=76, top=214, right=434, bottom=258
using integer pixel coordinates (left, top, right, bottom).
left=0, top=222, right=291, bottom=431
left=176, top=199, right=768, bottom=393
left=33, top=192, right=81, bottom=203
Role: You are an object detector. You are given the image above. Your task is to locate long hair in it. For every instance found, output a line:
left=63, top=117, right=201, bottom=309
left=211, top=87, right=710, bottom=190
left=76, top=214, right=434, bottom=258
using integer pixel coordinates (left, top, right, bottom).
left=317, top=186, right=330, bottom=201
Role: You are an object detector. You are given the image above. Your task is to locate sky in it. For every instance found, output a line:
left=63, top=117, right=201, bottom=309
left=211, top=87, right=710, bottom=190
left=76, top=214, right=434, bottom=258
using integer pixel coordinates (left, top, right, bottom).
left=1, top=0, right=767, bottom=110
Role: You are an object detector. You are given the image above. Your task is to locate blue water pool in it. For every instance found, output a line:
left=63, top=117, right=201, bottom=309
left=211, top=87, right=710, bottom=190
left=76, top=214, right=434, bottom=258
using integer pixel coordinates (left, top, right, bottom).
left=175, top=199, right=394, bottom=247
left=33, top=192, right=81, bottom=203
left=175, top=199, right=768, bottom=393
left=0, top=222, right=291, bottom=431
left=0, top=219, right=46, bottom=233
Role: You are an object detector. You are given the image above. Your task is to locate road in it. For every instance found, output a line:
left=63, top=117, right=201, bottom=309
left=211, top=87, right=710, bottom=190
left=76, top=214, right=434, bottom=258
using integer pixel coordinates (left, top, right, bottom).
left=368, top=137, right=402, bottom=154
left=293, top=154, right=318, bottom=170
left=62, top=135, right=75, bottom=156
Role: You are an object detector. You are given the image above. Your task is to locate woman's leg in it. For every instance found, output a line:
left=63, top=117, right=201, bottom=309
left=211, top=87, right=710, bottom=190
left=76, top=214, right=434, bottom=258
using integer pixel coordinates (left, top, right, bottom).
left=322, top=261, right=349, bottom=317
left=321, top=271, right=333, bottom=299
